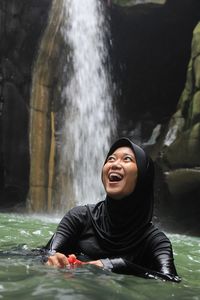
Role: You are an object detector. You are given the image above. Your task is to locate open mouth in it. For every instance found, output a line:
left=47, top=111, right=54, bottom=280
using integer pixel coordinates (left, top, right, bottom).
left=108, top=173, right=123, bottom=182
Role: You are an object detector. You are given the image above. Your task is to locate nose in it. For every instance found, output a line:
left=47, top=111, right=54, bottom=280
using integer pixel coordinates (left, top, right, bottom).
left=110, top=159, right=122, bottom=170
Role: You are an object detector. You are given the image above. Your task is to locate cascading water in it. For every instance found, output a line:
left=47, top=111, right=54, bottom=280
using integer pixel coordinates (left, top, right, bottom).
left=60, top=0, right=116, bottom=207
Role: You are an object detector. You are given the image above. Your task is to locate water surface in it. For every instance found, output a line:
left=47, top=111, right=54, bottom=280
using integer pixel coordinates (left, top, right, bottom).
left=0, top=213, right=199, bottom=300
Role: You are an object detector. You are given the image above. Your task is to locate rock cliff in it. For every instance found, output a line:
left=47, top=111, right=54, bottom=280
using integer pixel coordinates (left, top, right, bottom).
left=0, top=0, right=52, bottom=209
left=0, top=0, right=199, bottom=234
left=157, top=22, right=200, bottom=234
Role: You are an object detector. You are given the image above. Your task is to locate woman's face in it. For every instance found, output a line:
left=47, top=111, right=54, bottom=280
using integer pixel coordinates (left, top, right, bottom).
left=102, top=147, right=138, bottom=200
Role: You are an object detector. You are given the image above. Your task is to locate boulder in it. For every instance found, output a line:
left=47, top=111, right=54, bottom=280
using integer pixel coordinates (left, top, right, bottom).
left=110, top=0, right=200, bottom=135
left=0, top=0, right=52, bottom=210
left=158, top=23, right=200, bottom=234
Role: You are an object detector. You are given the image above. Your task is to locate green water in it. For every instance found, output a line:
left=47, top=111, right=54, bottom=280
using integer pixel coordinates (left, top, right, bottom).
left=0, top=213, right=199, bottom=300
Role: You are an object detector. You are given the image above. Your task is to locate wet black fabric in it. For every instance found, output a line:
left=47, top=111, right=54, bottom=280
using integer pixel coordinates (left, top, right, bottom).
left=45, top=205, right=180, bottom=282
left=88, top=138, right=155, bottom=252
left=45, top=138, right=181, bottom=282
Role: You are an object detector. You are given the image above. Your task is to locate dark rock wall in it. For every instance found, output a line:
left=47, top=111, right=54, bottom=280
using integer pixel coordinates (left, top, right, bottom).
left=109, top=0, right=200, bottom=234
left=158, top=22, right=200, bottom=235
left=0, top=0, right=52, bottom=210
left=110, top=0, right=200, bottom=137
left=0, top=0, right=199, bottom=234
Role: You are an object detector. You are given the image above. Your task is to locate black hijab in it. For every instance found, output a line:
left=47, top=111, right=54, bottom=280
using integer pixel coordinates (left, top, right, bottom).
left=87, top=137, right=156, bottom=254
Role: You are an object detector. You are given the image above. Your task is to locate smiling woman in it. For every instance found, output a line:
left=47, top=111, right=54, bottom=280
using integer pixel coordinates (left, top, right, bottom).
left=102, top=146, right=138, bottom=199
left=43, top=138, right=181, bottom=282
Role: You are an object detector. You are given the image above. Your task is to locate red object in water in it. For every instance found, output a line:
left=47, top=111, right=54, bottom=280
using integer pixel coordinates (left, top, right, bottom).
left=68, top=254, right=85, bottom=265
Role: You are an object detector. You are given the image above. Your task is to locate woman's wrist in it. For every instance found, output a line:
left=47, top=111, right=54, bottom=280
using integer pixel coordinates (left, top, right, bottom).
left=88, top=260, right=104, bottom=267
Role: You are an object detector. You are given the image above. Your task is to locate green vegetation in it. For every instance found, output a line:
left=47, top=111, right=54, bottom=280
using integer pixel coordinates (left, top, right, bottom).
left=113, top=0, right=166, bottom=6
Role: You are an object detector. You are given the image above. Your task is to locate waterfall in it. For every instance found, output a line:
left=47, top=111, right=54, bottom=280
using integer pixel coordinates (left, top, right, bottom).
left=59, top=0, right=116, bottom=208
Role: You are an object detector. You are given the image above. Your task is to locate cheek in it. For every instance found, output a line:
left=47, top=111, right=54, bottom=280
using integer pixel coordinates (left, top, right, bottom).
left=128, top=168, right=138, bottom=189
left=101, top=166, right=107, bottom=186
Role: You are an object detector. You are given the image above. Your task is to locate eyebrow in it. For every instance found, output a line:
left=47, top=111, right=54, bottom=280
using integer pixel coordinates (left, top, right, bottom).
left=123, top=153, right=134, bottom=156
left=111, top=152, right=135, bottom=158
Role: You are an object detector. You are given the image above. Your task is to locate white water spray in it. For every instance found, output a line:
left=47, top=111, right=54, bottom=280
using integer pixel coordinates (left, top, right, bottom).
left=60, top=0, right=116, bottom=207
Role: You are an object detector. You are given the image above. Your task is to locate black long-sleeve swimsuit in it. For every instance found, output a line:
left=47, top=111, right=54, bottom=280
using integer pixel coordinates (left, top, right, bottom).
left=45, top=205, right=180, bottom=282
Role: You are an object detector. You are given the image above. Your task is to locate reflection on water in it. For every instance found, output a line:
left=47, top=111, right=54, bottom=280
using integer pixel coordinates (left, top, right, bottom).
left=0, top=213, right=199, bottom=300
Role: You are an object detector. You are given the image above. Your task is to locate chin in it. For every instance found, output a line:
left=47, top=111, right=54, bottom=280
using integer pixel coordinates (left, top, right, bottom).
left=107, top=192, right=124, bottom=200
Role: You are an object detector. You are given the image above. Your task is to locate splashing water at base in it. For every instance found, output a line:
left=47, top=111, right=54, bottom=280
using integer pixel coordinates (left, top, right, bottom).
left=60, top=0, right=116, bottom=207
left=0, top=213, right=200, bottom=300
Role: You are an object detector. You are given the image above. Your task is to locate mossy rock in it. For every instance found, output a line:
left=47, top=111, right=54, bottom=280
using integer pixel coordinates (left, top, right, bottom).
left=191, top=91, right=200, bottom=125
left=178, top=87, right=192, bottom=116
left=113, top=0, right=165, bottom=6
left=185, top=60, right=193, bottom=92
left=188, top=122, right=200, bottom=151
left=191, top=22, right=200, bottom=59
left=164, top=123, right=200, bottom=168
left=194, top=55, right=200, bottom=89
left=165, top=168, right=200, bottom=196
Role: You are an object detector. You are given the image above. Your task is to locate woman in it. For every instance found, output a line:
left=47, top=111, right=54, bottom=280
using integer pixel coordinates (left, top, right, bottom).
left=44, top=137, right=180, bottom=282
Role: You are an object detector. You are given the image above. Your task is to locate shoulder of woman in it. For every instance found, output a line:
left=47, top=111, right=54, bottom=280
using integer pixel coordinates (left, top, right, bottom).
left=59, top=206, right=90, bottom=229
left=63, top=202, right=104, bottom=223
left=146, top=226, right=172, bottom=250
left=67, top=205, right=89, bottom=217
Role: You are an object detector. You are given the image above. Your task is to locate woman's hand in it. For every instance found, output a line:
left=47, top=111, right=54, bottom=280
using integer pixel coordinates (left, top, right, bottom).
left=46, top=253, right=103, bottom=269
left=46, top=252, right=70, bottom=268
left=46, top=253, right=87, bottom=268
left=88, top=260, right=103, bottom=267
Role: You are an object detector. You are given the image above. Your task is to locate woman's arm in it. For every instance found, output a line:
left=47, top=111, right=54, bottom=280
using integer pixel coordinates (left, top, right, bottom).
left=45, top=206, right=87, bottom=253
left=43, top=206, right=88, bottom=266
left=100, top=256, right=181, bottom=282
left=99, top=233, right=181, bottom=282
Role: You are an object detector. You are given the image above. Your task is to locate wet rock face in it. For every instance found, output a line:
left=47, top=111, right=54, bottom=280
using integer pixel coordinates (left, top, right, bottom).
left=158, top=23, right=200, bottom=234
left=164, top=24, right=200, bottom=165
left=108, top=0, right=200, bottom=234
left=0, top=0, right=52, bottom=210
left=110, top=0, right=200, bottom=136
left=0, top=0, right=200, bottom=229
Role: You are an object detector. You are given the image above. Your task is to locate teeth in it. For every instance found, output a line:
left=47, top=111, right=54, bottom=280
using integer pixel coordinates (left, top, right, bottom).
left=109, top=173, right=123, bottom=182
